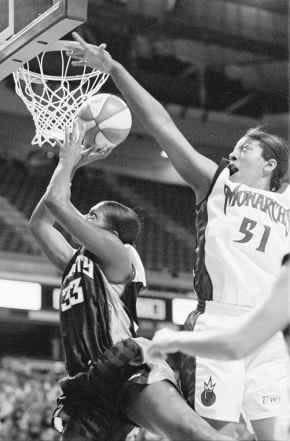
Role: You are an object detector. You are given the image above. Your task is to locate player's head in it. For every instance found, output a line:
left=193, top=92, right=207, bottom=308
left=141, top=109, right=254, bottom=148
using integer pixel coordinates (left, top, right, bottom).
left=87, top=201, right=141, bottom=245
left=228, top=128, right=289, bottom=191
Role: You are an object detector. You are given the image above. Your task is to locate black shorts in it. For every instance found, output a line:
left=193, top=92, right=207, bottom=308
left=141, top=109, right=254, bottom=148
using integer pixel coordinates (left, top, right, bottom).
left=57, top=400, right=134, bottom=441
left=53, top=338, right=178, bottom=440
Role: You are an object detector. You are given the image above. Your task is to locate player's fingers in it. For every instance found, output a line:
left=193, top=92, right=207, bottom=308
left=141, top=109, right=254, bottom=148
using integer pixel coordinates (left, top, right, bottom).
left=67, top=51, right=85, bottom=60
left=81, top=146, right=95, bottom=157
left=72, top=32, right=88, bottom=48
left=64, top=125, right=72, bottom=145
left=71, top=119, right=81, bottom=142
left=54, top=138, right=62, bottom=149
left=65, top=46, right=83, bottom=56
left=86, top=148, right=111, bottom=161
left=98, top=43, right=107, bottom=50
left=83, top=120, right=96, bottom=132
left=87, top=151, right=107, bottom=160
left=94, top=145, right=112, bottom=154
left=71, top=60, right=87, bottom=67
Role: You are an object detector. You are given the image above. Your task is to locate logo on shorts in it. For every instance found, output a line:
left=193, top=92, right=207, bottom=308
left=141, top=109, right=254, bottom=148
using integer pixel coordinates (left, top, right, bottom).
left=201, top=376, right=216, bottom=407
left=262, top=394, right=281, bottom=406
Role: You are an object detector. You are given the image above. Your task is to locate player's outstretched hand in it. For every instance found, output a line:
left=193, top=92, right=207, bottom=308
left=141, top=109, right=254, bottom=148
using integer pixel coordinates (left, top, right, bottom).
left=74, top=145, right=113, bottom=169
left=58, top=119, right=95, bottom=169
left=65, top=32, right=113, bottom=74
left=58, top=118, right=112, bottom=171
left=73, top=117, right=113, bottom=169
left=145, top=328, right=180, bottom=362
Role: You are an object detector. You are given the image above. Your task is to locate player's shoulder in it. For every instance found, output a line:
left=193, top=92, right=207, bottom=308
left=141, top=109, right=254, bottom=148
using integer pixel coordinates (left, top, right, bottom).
left=124, top=244, right=146, bottom=287
left=196, top=159, right=229, bottom=207
left=277, top=182, right=290, bottom=195
left=273, top=182, right=290, bottom=206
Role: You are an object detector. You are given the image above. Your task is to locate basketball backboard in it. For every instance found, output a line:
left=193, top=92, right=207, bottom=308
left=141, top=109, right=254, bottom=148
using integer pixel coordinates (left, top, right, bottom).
left=0, top=0, right=88, bottom=81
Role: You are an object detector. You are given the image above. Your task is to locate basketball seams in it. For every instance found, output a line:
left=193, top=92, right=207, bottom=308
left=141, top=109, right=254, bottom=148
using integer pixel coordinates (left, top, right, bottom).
left=101, top=128, right=130, bottom=144
left=94, top=131, right=115, bottom=149
left=78, top=93, right=132, bottom=151
left=88, top=94, right=110, bottom=120
left=98, top=108, right=132, bottom=130
left=96, top=95, right=127, bottom=124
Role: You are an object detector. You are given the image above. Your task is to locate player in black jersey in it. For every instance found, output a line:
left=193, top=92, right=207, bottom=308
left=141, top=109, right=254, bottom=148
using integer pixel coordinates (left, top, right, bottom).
left=148, top=253, right=290, bottom=360
left=29, top=121, right=252, bottom=441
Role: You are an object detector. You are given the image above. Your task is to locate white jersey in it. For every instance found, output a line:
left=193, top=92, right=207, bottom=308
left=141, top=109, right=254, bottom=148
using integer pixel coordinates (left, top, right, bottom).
left=99, top=244, right=146, bottom=343
left=194, top=161, right=290, bottom=307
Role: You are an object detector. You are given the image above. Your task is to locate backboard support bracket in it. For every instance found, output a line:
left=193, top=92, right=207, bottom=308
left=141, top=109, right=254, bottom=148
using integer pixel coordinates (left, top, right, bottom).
left=0, top=0, right=88, bottom=80
left=0, top=0, right=15, bottom=43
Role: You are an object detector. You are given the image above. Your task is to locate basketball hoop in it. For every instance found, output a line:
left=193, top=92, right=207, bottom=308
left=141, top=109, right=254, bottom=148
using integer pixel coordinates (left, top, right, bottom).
left=13, top=41, right=109, bottom=147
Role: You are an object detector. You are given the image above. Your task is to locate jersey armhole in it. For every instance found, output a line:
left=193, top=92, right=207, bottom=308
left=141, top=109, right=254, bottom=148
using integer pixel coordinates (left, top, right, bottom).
left=61, top=248, right=81, bottom=282
left=124, top=263, right=136, bottom=284
left=196, top=158, right=229, bottom=208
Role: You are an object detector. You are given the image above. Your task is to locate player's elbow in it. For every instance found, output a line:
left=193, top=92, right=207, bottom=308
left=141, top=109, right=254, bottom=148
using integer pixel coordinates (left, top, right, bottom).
left=28, top=218, right=37, bottom=233
left=45, top=197, right=57, bottom=212
left=28, top=213, right=42, bottom=233
left=146, top=111, right=172, bottom=136
left=45, top=193, right=66, bottom=214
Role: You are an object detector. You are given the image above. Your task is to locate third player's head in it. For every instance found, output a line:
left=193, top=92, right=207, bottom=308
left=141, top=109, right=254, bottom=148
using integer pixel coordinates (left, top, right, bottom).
left=87, top=201, right=141, bottom=245
left=228, top=128, right=289, bottom=191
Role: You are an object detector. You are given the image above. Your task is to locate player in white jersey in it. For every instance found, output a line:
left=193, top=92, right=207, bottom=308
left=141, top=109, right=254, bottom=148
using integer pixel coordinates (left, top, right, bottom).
left=148, top=253, right=290, bottom=439
left=65, top=33, right=290, bottom=440
left=147, top=252, right=290, bottom=359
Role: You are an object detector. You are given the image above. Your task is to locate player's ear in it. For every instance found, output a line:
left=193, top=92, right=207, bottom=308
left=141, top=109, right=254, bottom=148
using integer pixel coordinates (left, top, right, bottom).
left=264, top=158, right=277, bottom=175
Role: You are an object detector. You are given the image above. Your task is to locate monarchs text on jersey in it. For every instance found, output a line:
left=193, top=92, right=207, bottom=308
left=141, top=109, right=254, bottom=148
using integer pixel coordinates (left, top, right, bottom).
left=194, top=161, right=290, bottom=307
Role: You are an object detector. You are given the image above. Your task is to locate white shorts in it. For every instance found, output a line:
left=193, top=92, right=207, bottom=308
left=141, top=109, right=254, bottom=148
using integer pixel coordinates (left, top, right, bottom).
left=185, top=302, right=290, bottom=422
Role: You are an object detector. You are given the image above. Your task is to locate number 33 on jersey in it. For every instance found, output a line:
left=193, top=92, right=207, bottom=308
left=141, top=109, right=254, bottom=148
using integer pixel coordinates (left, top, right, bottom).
left=60, top=253, right=94, bottom=312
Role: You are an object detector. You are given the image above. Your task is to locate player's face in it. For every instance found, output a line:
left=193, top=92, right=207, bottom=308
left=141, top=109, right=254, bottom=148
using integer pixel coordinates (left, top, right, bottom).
left=228, top=136, right=272, bottom=187
left=86, top=206, right=108, bottom=230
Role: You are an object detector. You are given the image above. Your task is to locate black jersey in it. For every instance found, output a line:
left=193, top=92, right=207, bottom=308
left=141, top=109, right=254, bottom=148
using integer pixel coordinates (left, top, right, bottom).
left=59, top=248, right=144, bottom=376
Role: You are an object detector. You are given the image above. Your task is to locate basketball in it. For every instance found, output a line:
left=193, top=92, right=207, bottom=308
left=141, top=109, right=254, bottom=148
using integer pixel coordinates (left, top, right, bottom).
left=77, top=93, right=132, bottom=152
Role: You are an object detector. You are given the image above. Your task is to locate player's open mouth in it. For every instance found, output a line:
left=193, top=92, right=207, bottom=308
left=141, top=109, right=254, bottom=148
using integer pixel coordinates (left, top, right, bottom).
left=228, top=163, right=239, bottom=175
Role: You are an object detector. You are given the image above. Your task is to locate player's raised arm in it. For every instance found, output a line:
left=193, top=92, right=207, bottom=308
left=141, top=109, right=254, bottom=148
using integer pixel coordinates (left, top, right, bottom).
left=29, top=121, right=110, bottom=272
left=147, top=255, right=290, bottom=362
left=44, top=121, right=132, bottom=283
left=29, top=190, right=75, bottom=272
left=66, top=33, right=217, bottom=201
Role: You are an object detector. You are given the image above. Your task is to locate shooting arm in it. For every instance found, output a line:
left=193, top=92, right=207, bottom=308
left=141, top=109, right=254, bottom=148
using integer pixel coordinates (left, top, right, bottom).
left=45, top=159, right=131, bottom=283
left=67, top=34, right=218, bottom=201
left=29, top=192, right=75, bottom=272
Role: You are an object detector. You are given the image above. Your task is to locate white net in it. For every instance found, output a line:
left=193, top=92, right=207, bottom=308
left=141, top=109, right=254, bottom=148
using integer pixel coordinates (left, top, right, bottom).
left=13, top=41, right=109, bottom=147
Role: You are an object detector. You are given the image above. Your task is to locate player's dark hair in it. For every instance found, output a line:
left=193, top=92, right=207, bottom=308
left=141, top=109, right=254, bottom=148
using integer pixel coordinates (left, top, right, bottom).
left=95, top=201, right=141, bottom=245
left=245, top=127, right=289, bottom=191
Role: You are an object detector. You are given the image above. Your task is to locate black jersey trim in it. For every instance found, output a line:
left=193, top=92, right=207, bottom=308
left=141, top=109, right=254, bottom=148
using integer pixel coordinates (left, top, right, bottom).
left=193, top=159, right=228, bottom=301
left=61, top=248, right=81, bottom=282
left=196, top=158, right=229, bottom=209
left=282, top=253, right=290, bottom=265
